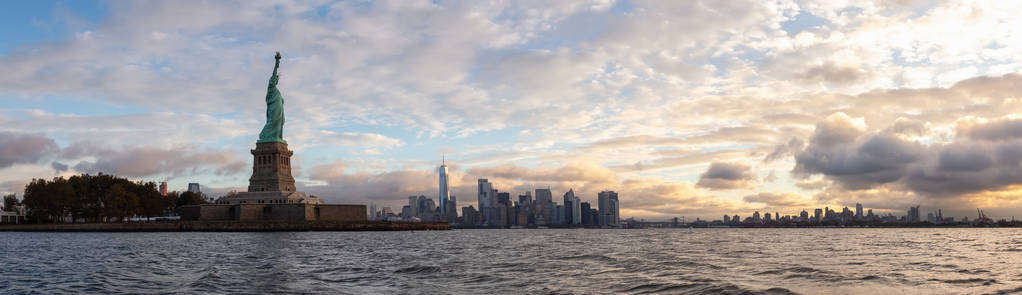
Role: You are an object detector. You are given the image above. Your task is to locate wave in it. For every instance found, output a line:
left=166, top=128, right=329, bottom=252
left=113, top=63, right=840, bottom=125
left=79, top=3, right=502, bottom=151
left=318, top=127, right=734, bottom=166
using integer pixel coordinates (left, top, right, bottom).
left=665, top=260, right=726, bottom=270
left=908, top=261, right=959, bottom=269
left=555, top=254, right=617, bottom=263
left=316, top=275, right=378, bottom=284
left=620, top=282, right=800, bottom=295
left=460, top=274, right=502, bottom=284
left=757, top=267, right=824, bottom=275
left=988, top=286, right=1022, bottom=295
left=931, top=278, right=998, bottom=285
left=310, top=266, right=374, bottom=274
left=394, top=265, right=442, bottom=274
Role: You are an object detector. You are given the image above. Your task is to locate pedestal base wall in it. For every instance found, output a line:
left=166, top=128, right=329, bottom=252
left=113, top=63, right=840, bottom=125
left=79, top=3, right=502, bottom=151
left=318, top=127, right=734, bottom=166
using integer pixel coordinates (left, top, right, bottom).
left=180, top=203, right=366, bottom=222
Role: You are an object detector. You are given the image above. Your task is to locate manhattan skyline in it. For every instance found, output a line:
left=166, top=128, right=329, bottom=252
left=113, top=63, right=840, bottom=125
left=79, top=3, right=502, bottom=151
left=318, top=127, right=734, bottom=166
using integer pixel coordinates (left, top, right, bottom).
left=5, top=1, right=1022, bottom=220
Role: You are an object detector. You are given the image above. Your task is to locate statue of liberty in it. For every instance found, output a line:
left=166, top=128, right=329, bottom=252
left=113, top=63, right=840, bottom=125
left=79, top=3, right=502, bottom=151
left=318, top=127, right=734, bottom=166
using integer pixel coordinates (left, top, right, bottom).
left=258, top=52, right=286, bottom=143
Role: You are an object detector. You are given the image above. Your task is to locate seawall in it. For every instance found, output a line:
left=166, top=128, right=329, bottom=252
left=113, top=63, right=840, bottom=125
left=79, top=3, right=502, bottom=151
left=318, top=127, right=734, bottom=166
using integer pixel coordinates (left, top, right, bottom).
left=0, top=221, right=449, bottom=232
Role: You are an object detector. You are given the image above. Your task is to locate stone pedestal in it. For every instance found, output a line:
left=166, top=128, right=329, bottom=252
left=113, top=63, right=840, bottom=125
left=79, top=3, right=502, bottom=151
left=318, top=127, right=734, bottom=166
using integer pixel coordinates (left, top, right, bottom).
left=248, top=141, right=296, bottom=192
left=214, top=141, right=324, bottom=206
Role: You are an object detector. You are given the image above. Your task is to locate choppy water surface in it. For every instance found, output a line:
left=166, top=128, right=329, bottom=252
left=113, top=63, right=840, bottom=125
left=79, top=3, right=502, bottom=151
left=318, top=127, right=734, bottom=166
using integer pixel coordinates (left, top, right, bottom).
left=2, top=228, right=1022, bottom=294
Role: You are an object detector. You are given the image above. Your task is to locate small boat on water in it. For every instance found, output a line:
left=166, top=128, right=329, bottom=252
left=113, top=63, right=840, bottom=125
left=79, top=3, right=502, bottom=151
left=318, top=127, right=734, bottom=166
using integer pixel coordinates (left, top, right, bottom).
left=688, top=226, right=694, bottom=234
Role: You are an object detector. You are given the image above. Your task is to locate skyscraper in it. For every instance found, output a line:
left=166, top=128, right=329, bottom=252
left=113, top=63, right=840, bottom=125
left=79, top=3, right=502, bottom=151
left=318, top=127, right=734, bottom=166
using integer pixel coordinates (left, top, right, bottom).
left=497, top=192, right=511, bottom=206
left=462, top=205, right=479, bottom=225
left=497, top=202, right=509, bottom=227
left=159, top=181, right=168, bottom=196
left=582, top=202, right=594, bottom=225
left=408, top=196, right=419, bottom=219
left=188, top=183, right=201, bottom=194
left=438, top=158, right=450, bottom=217
left=518, top=192, right=534, bottom=224
left=908, top=205, right=920, bottom=222
left=563, top=189, right=581, bottom=225
left=478, top=179, right=493, bottom=224
left=598, top=190, right=619, bottom=226
left=572, top=196, right=581, bottom=225
left=612, top=194, right=619, bottom=225
left=446, top=195, right=458, bottom=222
left=416, top=195, right=430, bottom=218
left=534, top=188, right=553, bottom=225
left=518, top=192, right=532, bottom=207
left=553, top=204, right=564, bottom=225
left=401, top=205, right=412, bottom=218
left=855, top=203, right=863, bottom=220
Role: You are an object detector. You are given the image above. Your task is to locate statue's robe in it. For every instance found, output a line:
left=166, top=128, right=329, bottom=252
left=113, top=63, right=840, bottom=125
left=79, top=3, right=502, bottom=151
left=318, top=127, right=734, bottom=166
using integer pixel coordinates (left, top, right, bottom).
left=258, top=58, right=286, bottom=143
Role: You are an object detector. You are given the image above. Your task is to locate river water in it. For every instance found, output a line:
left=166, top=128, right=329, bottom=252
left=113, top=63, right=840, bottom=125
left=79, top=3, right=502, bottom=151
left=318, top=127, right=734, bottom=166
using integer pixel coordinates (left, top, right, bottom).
left=1, top=228, right=1021, bottom=294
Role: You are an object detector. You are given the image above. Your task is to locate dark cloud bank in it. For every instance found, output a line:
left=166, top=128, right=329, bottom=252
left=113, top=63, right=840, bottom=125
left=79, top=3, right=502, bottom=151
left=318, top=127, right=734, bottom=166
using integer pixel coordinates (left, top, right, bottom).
left=0, top=132, right=58, bottom=169
left=789, top=112, right=1022, bottom=213
left=0, top=132, right=245, bottom=179
left=697, top=162, right=756, bottom=190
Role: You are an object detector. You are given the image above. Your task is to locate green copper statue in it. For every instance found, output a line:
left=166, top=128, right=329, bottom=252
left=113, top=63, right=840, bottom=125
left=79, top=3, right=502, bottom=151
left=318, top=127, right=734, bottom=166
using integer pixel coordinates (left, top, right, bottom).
left=258, top=52, right=286, bottom=143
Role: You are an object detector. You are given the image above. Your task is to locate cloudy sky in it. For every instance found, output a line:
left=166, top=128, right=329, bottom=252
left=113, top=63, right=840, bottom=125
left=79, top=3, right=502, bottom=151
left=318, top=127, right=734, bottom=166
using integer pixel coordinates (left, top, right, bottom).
left=3, top=0, right=1022, bottom=220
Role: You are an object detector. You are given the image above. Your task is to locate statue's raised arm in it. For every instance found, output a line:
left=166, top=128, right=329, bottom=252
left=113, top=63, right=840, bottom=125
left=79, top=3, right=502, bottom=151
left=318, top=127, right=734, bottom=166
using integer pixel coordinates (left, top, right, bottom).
left=269, top=52, right=281, bottom=87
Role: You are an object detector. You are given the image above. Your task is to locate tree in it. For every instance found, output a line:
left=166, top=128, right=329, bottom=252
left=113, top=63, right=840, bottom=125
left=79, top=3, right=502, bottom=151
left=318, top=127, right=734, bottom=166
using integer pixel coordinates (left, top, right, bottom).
left=22, top=177, right=74, bottom=223
left=131, top=181, right=164, bottom=217
left=21, top=179, right=51, bottom=221
left=164, top=191, right=180, bottom=215
left=3, top=194, right=18, bottom=212
left=176, top=191, right=207, bottom=208
left=49, top=177, right=75, bottom=222
left=102, top=184, right=140, bottom=221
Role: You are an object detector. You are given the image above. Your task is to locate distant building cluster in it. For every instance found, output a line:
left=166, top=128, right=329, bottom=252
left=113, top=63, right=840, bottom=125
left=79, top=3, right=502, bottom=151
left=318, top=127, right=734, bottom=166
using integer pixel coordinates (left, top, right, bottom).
left=368, top=162, right=622, bottom=228
left=705, top=203, right=999, bottom=227
left=616, top=203, right=1015, bottom=229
